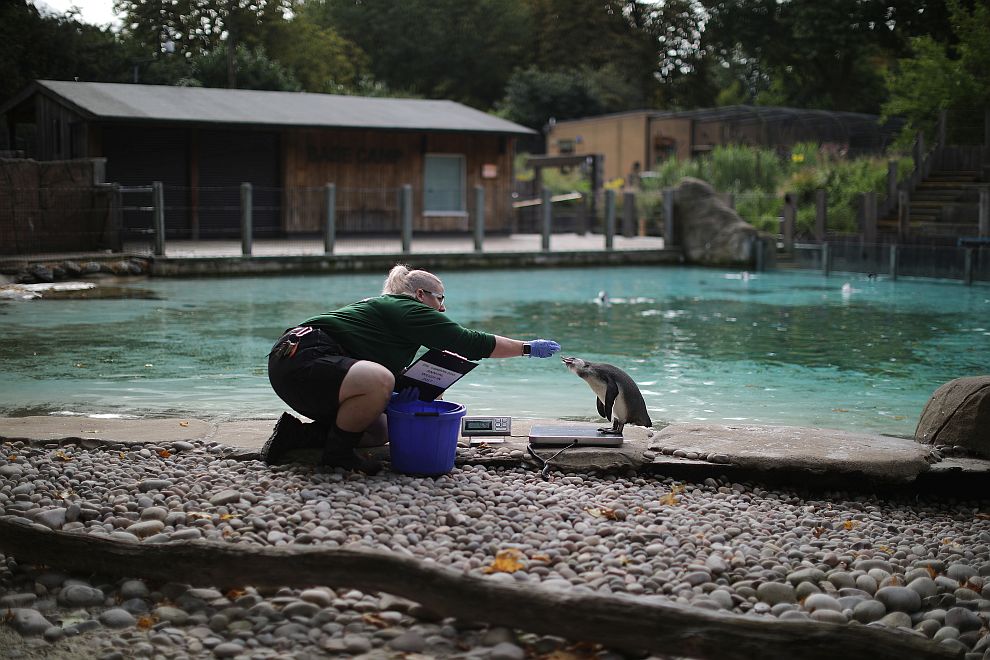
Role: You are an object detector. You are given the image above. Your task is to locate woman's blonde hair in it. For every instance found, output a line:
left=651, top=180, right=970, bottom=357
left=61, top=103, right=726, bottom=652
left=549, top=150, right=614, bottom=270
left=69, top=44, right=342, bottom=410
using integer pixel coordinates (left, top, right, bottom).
left=382, top=264, right=443, bottom=297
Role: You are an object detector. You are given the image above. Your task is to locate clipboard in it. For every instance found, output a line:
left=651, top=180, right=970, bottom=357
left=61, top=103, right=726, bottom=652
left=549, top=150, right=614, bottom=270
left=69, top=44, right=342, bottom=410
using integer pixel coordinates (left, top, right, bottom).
left=395, top=349, right=478, bottom=401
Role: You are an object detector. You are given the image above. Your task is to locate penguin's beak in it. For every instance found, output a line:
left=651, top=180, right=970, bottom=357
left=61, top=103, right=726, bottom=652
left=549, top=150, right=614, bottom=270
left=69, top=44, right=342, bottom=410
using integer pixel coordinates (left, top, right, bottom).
left=561, top=356, right=575, bottom=365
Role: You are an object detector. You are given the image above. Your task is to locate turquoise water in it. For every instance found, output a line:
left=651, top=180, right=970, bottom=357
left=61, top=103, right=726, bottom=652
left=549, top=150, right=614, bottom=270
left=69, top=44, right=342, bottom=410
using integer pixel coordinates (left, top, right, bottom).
left=1, top=266, right=988, bottom=437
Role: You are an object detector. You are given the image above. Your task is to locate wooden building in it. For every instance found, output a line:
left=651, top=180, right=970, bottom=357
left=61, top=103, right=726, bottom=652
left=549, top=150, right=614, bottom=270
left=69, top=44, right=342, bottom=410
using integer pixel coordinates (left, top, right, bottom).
left=548, top=106, right=903, bottom=185
left=1, top=80, right=534, bottom=238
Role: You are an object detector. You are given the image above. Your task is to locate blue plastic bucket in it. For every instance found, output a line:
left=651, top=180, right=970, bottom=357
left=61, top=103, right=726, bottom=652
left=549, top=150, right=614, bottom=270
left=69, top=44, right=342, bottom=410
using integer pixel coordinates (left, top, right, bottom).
left=386, top=400, right=466, bottom=476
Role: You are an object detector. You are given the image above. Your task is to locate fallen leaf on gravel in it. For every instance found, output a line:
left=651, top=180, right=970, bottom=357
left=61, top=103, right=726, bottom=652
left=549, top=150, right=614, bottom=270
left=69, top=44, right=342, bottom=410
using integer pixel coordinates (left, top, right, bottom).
left=659, top=484, right=685, bottom=506
left=975, top=513, right=990, bottom=520
left=483, top=548, right=524, bottom=574
left=136, top=615, right=156, bottom=630
left=585, top=507, right=619, bottom=520
left=926, top=565, right=938, bottom=579
left=158, top=449, right=171, bottom=458
left=225, top=588, right=247, bottom=600
left=362, top=613, right=389, bottom=628
left=843, top=520, right=858, bottom=530
left=179, top=421, right=189, bottom=427
left=54, top=450, right=72, bottom=462
left=530, top=554, right=551, bottom=563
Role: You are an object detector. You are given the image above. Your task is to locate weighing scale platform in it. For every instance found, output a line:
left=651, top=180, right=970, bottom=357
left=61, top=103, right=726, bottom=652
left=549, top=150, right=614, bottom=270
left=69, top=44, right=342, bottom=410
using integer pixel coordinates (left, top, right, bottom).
left=528, top=424, right=624, bottom=448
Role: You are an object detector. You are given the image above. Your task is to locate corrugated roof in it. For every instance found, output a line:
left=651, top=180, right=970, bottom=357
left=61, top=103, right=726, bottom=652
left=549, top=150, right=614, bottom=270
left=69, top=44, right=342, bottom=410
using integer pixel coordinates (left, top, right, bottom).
left=33, top=80, right=536, bottom=135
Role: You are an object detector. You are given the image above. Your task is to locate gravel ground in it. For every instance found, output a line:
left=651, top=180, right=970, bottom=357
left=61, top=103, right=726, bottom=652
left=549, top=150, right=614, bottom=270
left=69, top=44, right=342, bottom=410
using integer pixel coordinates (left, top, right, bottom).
left=1, top=437, right=989, bottom=659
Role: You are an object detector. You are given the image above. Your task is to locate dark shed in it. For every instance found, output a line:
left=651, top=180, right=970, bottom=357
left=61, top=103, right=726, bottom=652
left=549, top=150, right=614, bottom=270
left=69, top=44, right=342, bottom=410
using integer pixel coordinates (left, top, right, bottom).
left=1, top=81, right=535, bottom=238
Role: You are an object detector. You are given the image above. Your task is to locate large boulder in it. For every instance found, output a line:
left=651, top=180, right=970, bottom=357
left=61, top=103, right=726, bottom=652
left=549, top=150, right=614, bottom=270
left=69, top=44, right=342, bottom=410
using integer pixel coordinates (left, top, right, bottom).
left=915, top=376, right=990, bottom=458
left=672, top=177, right=774, bottom=267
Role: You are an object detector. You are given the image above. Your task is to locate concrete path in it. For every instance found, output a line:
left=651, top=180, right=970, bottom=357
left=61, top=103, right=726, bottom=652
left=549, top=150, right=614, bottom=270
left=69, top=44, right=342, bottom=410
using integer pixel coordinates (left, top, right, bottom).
left=3, top=415, right=986, bottom=494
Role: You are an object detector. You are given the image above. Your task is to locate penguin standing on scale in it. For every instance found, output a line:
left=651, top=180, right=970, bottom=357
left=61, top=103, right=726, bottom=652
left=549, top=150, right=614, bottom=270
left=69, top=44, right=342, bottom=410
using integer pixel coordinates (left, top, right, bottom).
left=562, top=356, right=652, bottom=435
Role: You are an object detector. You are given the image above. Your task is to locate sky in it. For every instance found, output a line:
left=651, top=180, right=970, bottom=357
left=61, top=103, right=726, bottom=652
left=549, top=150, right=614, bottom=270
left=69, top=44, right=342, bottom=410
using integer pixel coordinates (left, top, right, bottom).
left=30, top=0, right=122, bottom=29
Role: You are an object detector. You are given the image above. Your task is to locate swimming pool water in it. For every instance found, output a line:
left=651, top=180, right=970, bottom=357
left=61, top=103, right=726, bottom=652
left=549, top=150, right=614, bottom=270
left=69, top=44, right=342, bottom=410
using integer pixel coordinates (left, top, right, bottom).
left=1, top=266, right=987, bottom=438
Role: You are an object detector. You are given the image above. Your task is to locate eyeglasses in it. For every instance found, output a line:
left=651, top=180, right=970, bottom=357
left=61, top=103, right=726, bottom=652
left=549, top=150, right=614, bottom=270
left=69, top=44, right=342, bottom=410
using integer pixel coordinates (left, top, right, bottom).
left=421, top=289, right=445, bottom=304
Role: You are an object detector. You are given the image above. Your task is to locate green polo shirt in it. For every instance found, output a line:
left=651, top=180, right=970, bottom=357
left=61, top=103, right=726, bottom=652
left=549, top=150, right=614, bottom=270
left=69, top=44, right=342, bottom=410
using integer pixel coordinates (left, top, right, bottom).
left=302, top=294, right=497, bottom=374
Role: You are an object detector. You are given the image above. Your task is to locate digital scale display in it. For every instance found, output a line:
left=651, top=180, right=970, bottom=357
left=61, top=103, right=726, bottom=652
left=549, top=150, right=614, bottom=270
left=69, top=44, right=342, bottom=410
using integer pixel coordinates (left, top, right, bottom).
left=460, top=416, right=511, bottom=438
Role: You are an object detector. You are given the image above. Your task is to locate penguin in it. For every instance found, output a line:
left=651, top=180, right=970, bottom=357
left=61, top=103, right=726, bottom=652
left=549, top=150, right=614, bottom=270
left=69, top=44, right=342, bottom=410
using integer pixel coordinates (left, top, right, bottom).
left=562, top=356, right=653, bottom=435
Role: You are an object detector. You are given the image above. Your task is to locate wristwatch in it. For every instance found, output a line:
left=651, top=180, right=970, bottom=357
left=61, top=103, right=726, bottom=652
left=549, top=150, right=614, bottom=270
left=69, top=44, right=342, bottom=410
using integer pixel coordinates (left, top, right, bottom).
left=522, top=343, right=531, bottom=356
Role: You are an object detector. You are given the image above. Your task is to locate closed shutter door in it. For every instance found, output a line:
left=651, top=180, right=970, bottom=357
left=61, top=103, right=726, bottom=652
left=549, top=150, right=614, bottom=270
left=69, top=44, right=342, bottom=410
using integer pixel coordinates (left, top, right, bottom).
left=198, top=130, right=280, bottom=238
left=103, top=125, right=190, bottom=236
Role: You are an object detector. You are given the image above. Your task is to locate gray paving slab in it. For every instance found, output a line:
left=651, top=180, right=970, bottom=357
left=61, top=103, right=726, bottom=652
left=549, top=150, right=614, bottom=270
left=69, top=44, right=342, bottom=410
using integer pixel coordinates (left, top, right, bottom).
left=3, top=416, right=983, bottom=490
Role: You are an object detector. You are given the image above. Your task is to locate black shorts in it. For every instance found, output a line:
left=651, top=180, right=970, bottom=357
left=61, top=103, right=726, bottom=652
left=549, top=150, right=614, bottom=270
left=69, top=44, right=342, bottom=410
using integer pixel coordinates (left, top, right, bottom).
left=267, top=326, right=358, bottom=426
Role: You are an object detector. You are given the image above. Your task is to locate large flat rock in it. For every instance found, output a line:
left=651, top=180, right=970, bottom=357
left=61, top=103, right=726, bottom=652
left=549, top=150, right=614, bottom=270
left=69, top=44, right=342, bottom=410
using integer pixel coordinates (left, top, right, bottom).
left=652, top=423, right=934, bottom=482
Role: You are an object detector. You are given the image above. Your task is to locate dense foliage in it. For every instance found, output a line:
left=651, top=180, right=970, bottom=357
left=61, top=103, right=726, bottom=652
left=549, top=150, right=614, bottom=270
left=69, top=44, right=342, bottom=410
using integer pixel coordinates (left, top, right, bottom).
left=2, top=0, right=986, bottom=148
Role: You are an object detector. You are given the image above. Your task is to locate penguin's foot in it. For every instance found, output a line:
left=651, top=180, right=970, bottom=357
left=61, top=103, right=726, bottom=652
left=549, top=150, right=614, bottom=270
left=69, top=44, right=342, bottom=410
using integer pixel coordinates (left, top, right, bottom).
left=597, top=426, right=624, bottom=436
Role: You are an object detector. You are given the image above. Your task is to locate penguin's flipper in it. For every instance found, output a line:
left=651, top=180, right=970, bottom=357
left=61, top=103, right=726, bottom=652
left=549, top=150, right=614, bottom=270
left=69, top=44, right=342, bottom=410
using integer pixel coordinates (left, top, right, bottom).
left=602, top=377, right=618, bottom=421
left=596, top=397, right=607, bottom=420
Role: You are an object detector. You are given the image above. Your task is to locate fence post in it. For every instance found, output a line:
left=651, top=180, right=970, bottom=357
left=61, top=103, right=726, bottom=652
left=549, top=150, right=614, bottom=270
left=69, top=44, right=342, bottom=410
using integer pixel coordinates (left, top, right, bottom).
left=815, top=189, right=827, bottom=243
left=782, top=192, right=796, bottom=251
left=889, top=244, right=898, bottom=281
left=541, top=188, right=552, bottom=251
left=400, top=184, right=413, bottom=254
left=240, top=182, right=252, bottom=256
left=323, top=183, right=336, bottom=255
left=964, top=248, right=973, bottom=286
left=622, top=191, right=635, bottom=238
left=151, top=181, right=165, bottom=257
left=979, top=188, right=989, bottom=238
left=822, top=242, right=831, bottom=277
left=473, top=185, right=484, bottom=253
left=862, top=191, right=877, bottom=245
left=662, top=187, right=676, bottom=247
left=898, top=189, right=910, bottom=239
left=604, top=190, right=616, bottom=250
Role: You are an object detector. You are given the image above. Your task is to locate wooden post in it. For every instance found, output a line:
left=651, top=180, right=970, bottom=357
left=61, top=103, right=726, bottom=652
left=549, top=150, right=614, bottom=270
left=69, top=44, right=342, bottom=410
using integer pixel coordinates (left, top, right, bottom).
left=979, top=188, right=989, bottom=238
left=541, top=188, right=552, bottom=251
left=889, top=245, right=898, bottom=282
left=898, top=190, right=910, bottom=239
left=240, top=182, right=252, bottom=256
left=964, top=248, right=973, bottom=286
left=822, top=243, right=831, bottom=277
left=862, top=191, right=877, bottom=245
left=323, top=183, right=335, bottom=255
left=814, top=189, right=827, bottom=243
left=473, top=185, right=484, bottom=253
left=663, top=187, right=676, bottom=247
left=782, top=192, right=795, bottom=252
left=151, top=181, right=165, bottom=257
left=604, top=189, right=616, bottom=250
left=622, top=191, right=635, bottom=238
left=400, top=184, right=412, bottom=254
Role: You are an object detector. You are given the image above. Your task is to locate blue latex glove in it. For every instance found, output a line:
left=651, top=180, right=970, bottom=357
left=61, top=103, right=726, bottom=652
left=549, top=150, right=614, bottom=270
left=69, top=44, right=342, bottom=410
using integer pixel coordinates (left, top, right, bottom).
left=528, top=339, right=561, bottom=358
left=390, top=386, right=420, bottom=404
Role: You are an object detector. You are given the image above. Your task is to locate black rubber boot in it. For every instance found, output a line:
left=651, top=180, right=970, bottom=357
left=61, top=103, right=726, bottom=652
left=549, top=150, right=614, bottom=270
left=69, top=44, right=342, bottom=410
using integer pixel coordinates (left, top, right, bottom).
left=261, top=413, right=325, bottom=465
left=320, top=426, right=382, bottom=475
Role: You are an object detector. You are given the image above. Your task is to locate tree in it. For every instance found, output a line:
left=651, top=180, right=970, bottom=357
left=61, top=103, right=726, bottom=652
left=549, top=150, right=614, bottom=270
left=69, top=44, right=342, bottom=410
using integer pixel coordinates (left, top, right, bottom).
left=496, top=65, right=644, bottom=131
left=114, top=0, right=295, bottom=87
left=0, top=1, right=130, bottom=107
left=190, top=44, right=301, bottom=90
left=305, top=0, right=532, bottom=108
left=882, top=0, right=990, bottom=145
left=264, top=12, right=369, bottom=94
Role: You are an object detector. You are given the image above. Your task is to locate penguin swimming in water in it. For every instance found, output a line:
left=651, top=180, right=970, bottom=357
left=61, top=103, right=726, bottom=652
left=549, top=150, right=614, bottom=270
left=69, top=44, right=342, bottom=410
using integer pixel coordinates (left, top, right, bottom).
left=562, top=356, right=652, bottom=435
